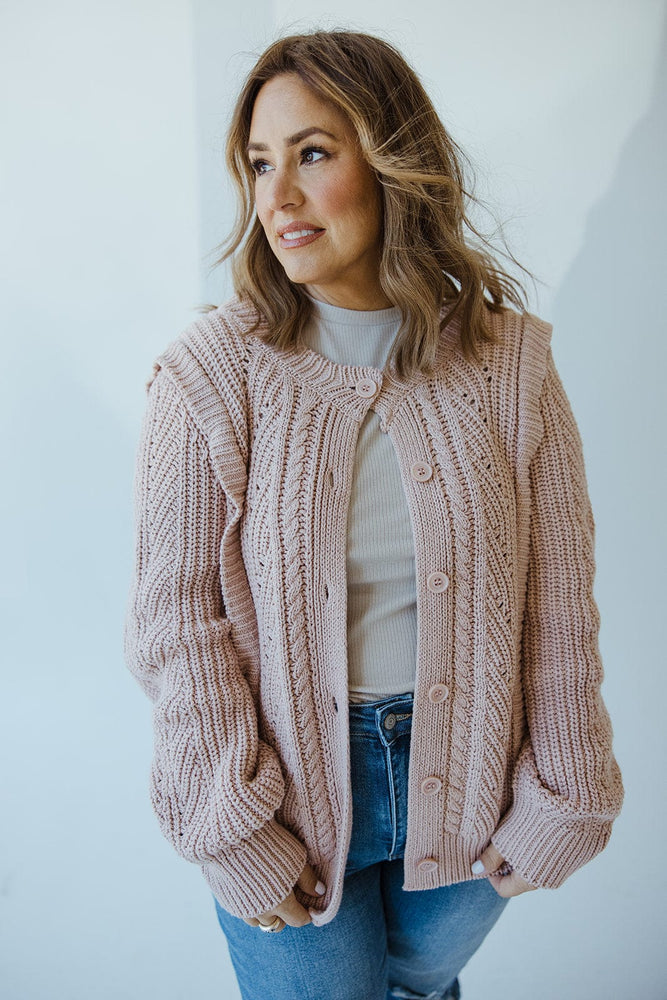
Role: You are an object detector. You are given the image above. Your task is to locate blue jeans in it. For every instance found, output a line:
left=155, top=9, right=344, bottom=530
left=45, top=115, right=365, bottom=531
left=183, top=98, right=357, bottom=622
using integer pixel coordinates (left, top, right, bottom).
left=215, top=693, right=509, bottom=1000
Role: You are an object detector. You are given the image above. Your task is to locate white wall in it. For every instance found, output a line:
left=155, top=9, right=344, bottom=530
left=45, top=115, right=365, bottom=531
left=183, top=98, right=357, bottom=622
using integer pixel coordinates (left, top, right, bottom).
left=1, top=1, right=665, bottom=997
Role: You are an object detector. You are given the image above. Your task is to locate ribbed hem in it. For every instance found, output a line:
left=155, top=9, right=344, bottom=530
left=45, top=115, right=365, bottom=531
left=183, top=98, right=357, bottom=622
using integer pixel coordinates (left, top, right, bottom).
left=201, top=818, right=308, bottom=918
left=402, top=829, right=493, bottom=891
left=490, top=796, right=613, bottom=888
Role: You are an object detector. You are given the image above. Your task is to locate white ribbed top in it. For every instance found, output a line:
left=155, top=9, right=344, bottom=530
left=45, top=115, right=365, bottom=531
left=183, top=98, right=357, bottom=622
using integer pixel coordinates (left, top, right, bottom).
left=303, top=298, right=417, bottom=703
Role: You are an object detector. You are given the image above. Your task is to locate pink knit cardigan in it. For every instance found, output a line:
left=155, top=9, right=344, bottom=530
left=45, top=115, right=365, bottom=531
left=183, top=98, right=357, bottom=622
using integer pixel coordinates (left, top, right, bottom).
left=124, top=298, right=623, bottom=924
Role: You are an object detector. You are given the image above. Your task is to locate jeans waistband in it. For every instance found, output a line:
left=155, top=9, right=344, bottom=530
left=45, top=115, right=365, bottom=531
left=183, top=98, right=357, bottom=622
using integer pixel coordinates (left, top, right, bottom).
left=348, top=692, right=414, bottom=743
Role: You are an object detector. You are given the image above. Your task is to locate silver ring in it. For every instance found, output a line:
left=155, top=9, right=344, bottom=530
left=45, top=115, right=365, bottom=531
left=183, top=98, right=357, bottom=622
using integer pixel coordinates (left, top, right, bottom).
left=258, top=915, right=283, bottom=933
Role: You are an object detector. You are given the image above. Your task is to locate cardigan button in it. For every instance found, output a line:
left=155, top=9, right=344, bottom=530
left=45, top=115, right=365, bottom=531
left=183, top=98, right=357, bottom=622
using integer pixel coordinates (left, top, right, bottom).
left=428, top=683, right=449, bottom=703
left=426, top=571, right=449, bottom=593
left=355, top=378, right=378, bottom=398
left=410, top=461, right=433, bottom=482
left=417, top=858, right=439, bottom=873
left=420, top=776, right=442, bottom=796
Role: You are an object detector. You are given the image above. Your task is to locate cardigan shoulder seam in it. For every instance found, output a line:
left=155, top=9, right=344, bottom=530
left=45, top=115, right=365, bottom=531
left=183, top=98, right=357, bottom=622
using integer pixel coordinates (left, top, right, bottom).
left=148, top=301, right=252, bottom=505
left=515, top=309, right=553, bottom=470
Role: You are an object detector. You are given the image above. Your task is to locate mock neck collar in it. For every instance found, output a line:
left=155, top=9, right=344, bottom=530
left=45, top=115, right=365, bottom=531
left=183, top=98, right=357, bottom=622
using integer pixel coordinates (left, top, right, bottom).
left=307, top=295, right=402, bottom=328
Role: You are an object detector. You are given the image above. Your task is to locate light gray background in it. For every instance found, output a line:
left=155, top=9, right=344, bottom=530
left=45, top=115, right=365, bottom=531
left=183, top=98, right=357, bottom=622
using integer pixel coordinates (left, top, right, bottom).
left=1, top=1, right=665, bottom=997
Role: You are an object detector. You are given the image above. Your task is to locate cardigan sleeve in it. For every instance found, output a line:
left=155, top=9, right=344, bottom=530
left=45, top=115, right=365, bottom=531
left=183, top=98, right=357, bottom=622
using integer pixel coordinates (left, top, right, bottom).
left=491, top=351, right=624, bottom=887
left=124, top=369, right=307, bottom=918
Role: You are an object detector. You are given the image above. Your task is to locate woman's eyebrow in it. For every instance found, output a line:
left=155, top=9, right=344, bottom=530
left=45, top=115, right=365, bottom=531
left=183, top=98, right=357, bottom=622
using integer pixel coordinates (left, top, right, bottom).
left=247, top=127, right=338, bottom=153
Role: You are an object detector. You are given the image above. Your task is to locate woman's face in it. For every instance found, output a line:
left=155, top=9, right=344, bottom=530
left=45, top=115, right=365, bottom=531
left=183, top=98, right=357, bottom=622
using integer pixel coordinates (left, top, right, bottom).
left=248, top=73, right=388, bottom=310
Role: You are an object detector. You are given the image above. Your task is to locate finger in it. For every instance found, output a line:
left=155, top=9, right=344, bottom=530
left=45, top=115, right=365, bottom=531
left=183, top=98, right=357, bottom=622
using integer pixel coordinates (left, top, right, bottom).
left=471, top=843, right=506, bottom=876
left=242, top=917, right=261, bottom=926
left=257, top=915, right=286, bottom=931
left=295, top=862, right=327, bottom=898
left=488, top=871, right=537, bottom=898
left=273, top=890, right=312, bottom=928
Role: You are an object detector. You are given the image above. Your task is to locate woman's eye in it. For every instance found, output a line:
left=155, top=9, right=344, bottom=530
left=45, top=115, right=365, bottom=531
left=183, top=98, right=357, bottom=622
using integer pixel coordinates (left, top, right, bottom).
left=250, top=159, right=272, bottom=176
left=250, top=148, right=327, bottom=175
left=301, top=147, right=328, bottom=165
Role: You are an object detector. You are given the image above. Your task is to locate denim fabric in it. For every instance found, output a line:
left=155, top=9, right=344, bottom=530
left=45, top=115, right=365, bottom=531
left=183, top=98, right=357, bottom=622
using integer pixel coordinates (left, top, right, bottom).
left=214, top=693, right=508, bottom=1000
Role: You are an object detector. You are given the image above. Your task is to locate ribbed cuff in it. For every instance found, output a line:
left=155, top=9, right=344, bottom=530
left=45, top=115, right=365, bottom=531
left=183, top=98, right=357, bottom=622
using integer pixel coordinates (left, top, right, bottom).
left=200, top=818, right=309, bottom=918
left=491, top=795, right=613, bottom=889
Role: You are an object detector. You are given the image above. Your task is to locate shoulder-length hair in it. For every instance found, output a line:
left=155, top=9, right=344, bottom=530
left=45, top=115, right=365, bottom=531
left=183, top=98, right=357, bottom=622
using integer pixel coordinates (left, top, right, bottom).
left=211, top=29, right=529, bottom=376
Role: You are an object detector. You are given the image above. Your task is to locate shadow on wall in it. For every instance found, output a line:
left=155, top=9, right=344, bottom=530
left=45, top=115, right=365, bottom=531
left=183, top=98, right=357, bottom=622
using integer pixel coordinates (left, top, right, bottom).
left=552, top=14, right=666, bottom=410
left=552, top=23, right=666, bottom=666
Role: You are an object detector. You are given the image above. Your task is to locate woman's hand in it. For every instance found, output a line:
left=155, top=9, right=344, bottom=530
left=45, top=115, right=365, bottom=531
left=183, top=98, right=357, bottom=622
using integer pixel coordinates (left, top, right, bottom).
left=242, top=862, right=326, bottom=930
left=472, top=844, right=537, bottom=898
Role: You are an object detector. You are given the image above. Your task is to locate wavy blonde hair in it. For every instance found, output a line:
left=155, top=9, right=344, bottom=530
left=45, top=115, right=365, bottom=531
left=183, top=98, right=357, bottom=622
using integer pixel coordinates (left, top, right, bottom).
left=210, top=29, right=529, bottom=376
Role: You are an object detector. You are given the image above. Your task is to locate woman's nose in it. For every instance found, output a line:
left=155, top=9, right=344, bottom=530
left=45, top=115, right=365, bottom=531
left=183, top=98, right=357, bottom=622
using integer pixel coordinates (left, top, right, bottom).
left=267, top=167, right=303, bottom=211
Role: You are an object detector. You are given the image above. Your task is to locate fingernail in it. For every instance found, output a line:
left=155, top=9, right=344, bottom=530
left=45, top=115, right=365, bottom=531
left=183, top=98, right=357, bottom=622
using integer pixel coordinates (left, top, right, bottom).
left=315, top=880, right=326, bottom=895
left=471, top=860, right=486, bottom=875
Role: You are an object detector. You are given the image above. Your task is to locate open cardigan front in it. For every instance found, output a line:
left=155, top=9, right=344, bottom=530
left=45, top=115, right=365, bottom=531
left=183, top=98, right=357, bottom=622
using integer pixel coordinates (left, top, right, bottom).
left=125, top=298, right=624, bottom=924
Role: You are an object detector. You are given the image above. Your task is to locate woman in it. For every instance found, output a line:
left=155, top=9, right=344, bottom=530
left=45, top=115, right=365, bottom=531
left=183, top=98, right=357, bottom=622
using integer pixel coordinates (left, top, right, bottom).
left=125, top=30, right=623, bottom=1000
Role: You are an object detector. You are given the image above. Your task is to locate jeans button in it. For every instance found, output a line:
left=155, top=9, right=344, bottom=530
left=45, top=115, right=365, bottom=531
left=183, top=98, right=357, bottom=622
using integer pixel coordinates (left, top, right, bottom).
left=384, top=713, right=397, bottom=730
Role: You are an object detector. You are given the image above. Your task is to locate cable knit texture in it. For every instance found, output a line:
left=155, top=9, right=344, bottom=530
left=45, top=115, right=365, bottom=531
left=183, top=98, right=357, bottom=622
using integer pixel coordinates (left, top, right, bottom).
left=125, top=296, right=623, bottom=924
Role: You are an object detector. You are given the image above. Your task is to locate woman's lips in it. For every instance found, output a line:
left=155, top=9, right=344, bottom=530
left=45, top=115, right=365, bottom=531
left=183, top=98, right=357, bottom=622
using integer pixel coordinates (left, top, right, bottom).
left=278, top=227, right=325, bottom=249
